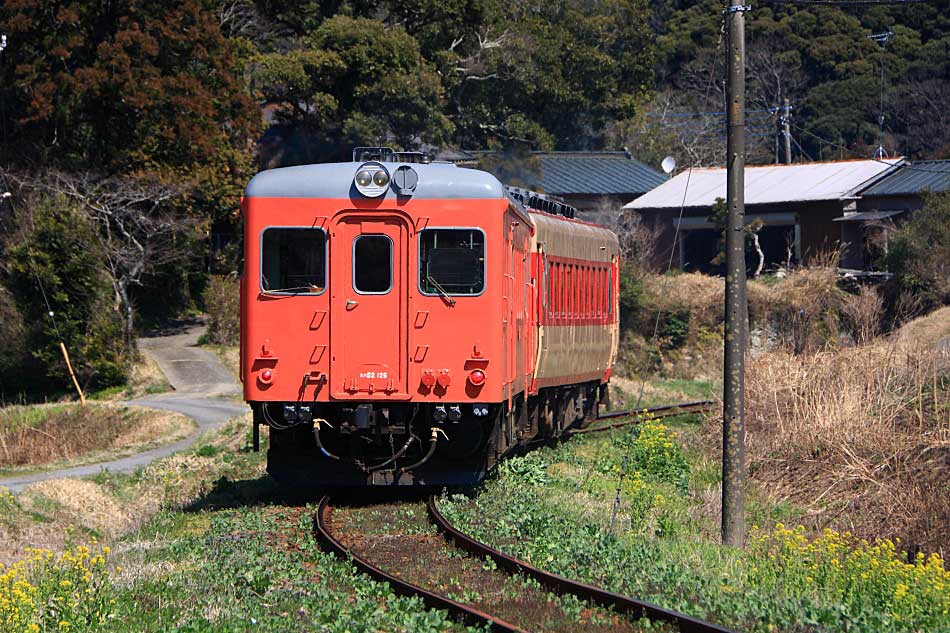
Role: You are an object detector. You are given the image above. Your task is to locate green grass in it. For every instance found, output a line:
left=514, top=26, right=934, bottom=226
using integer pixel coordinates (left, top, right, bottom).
left=0, top=404, right=71, bottom=431
left=100, top=507, right=471, bottom=632
left=88, top=385, right=127, bottom=401
left=653, top=378, right=717, bottom=400
left=438, top=415, right=950, bottom=632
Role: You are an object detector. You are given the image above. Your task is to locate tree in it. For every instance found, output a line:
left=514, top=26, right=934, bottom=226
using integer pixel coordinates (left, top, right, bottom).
left=2, top=192, right=129, bottom=392
left=0, top=0, right=261, bottom=175
left=885, top=192, right=950, bottom=308
left=7, top=171, right=197, bottom=349
left=254, top=15, right=453, bottom=166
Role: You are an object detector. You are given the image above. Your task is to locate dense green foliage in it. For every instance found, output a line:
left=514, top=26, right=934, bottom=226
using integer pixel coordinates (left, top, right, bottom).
left=636, top=0, right=950, bottom=164
left=0, top=0, right=260, bottom=175
left=885, top=192, right=950, bottom=308
left=1, top=196, right=129, bottom=396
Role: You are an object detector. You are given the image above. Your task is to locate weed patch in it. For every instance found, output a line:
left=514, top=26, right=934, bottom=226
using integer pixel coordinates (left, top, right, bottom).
left=0, top=535, right=113, bottom=632
left=0, top=404, right=192, bottom=473
left=440, top=417, right=950, bottom=632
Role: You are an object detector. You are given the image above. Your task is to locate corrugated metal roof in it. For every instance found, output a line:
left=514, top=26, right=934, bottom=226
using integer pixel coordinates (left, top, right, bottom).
left=530, top=152, right=667, bottom=195
left=860, top=160, right=950, bottom=196
left=833, top=210, right=905, bottom=222
left=625, top=159, right=903, bottom=210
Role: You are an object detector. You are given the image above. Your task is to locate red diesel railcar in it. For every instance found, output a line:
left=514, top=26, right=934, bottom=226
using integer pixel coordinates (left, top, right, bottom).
left=241, top=148, right=619, bottom=485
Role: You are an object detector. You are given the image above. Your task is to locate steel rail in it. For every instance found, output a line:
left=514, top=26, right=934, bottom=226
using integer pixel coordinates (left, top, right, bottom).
left=314, top=496, right=527, bottom=633
left=574, top=399, right=717, bottom=435
left=427, top=496, right=736, bottom=633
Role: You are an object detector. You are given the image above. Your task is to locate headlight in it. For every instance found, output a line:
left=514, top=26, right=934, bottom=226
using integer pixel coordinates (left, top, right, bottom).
left=355, top=170, right=373, bottom=187
left=353, top=162, right=389, bottom=197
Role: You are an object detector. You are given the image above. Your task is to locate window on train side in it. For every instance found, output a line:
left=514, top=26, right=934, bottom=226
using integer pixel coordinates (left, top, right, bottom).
left=260, top=228, right=327, bottom=294
left=419, top=229, right=485, bottom=295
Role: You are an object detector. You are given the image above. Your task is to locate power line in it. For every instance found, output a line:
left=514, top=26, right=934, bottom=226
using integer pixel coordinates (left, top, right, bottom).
left=648, top=106, right=793, bottom=118
left=764, top=0, right=929, bottom=5
left=787, top=121, right=950, bottom=174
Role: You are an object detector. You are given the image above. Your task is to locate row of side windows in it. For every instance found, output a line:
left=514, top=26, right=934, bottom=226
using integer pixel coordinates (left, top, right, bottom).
left=543, top=260, right=612, bottom=320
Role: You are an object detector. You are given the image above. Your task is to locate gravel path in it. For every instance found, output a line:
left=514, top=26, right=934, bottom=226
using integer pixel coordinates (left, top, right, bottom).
left=0, top=320, right=247, bottom=492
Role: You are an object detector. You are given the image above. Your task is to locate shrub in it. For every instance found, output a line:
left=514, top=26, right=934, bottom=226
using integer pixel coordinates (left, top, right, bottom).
left=617, top=261, right=645, bottom=335
left=0, top=533, right=114, bottom=632
left=3, top=194, right=129, bottom=395
left=202, top=274, right=240, bottom=346
left=760, top=267, right=844, bottom=353
left=886, top=191, right=950, bottom=309
left=840, top=285, right=884, bottom=344
left=597, top=416, right=690, bottom=492
left=749, top=525, right=950, bottom=630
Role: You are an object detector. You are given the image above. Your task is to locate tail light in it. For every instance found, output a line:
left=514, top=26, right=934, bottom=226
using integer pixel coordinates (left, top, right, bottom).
left=468, top=369, right=486, bottom=386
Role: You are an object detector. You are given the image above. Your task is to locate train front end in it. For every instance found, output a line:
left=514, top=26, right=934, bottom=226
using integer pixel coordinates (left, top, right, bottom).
left=240, top=152, right=530, bottom=486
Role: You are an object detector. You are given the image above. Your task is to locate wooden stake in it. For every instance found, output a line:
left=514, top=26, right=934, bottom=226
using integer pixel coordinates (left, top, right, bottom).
left=59, top=341, right=86, bottom=406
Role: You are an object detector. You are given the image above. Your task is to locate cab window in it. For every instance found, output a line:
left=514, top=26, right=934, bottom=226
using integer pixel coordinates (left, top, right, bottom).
left=419, top=229, right=485, bottom=295
left=261, top=228, right=326, bottom=294
left=353, top=235, right=393, bottom=294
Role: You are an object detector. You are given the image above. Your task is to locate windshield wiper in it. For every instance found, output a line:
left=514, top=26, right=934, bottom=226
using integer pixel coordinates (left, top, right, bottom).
left=427, top=276, right=456, bottom=306
left=263, top=285, right=320, bottom=294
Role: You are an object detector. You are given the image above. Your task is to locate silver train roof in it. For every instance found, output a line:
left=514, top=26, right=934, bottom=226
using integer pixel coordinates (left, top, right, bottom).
left=245, top=161, right=506, bottom=200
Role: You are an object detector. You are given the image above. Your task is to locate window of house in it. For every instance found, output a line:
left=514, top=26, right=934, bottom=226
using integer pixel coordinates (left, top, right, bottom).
left=419, top=229, right=485, bottom=295
left=261, top=228, right=327, bottom=294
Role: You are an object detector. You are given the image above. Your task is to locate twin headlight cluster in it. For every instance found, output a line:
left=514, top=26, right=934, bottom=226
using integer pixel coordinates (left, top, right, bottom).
left=353, top=162, right=418, bottom=198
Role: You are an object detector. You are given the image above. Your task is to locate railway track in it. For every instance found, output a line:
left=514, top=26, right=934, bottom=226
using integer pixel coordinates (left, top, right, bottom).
left=316, top=493, right=734, bottom=633
left=573, top=399, right=717, bottom=436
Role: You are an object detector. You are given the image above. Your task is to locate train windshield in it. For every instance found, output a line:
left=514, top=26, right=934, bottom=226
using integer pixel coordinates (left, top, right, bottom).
left=260, top=228, right=327, bottom=294
left=419, top=229, right=485, bottom=295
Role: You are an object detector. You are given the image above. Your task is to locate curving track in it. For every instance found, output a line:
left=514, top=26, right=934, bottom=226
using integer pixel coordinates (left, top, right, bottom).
left=315, top=400, right=732, bottom=632
left=316, top=492, right=734, bottom=632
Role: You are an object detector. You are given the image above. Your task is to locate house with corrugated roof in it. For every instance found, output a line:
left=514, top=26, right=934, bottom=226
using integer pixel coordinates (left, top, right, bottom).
left=621, top=159, right=903, bottom=273
left=837, top=160, right=950, bottom=269
left=439, top=150, right=667, bottom=225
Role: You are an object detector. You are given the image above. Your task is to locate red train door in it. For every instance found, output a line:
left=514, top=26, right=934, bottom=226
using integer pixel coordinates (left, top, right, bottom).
left=329, top=213, right=410, bottom=399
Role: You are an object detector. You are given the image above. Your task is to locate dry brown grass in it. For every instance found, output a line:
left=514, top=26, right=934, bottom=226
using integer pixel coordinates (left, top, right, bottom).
left=124, top=351, right=171, bottom=398
left=734, top=312, right=950, bottom=553
left=840, top=285, right=884, bottom=345
left=26, top=479, right=134, bottom=534
left=642, top=273, right=724, bottom=317
left=1, top=413, right=261, bottom=565
left=0, top=403, right=191, bottom=471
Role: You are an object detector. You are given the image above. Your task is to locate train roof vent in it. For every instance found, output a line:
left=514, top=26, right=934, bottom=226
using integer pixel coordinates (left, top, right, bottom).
left=506, top=186, right=577, bottom=219
left=352, top=147, right=432, bottom=164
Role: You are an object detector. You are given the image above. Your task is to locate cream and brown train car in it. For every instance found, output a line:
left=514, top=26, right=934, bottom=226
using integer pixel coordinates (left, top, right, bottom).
left=517, top=207, right=620, bottom=440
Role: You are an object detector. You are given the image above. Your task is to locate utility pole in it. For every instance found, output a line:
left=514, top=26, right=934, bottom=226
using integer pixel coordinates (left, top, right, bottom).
left=722, top=0, right=748, bottom=548
left=782, top=98, right=792, bottom=164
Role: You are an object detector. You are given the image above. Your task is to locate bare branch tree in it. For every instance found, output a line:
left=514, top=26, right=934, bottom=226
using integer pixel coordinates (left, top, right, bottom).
left=218, top=0, right=276, bottom=41
left=6, top=170, right=196, bottom=348
left=453, top=27, right=512, bottom=82
left=616, top=208, right=660, bottom=274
